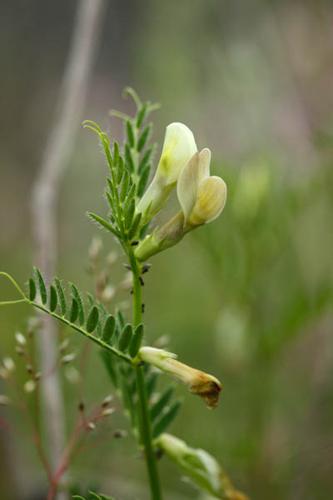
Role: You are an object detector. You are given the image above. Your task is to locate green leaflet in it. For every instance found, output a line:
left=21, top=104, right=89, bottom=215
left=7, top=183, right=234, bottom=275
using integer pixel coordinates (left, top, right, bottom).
left=150, top=387, right=174, bottom=421
left=152, top=400, right=182, bottom=438
left=129, top=323, right=144, bottom=357
left=28, top=278, right=36, bottom=301
left=71, top=283, right=85, bottom=325
left=69, top=298, right=79, bottom=323
left=49, top=285, right=58, bottom=312
left=119, top=324, right=133, bottom=352
left=86, top=306, right=99, bottom=333
left=33, top=267, right=47, bottom=304
left=54, top=277, right=67, bottom=315
left=102, top=315, right=116, bottom=343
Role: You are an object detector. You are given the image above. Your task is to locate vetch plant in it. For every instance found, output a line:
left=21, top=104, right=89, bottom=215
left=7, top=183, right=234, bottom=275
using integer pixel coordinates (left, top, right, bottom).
left=0, top=89, right=247, bottom=500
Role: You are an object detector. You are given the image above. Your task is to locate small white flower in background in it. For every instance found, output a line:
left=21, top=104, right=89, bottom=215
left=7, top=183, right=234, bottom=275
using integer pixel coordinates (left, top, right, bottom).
left=0, top=395, right=10, bottom=406
left=102, top=394, right=114, bottom=407
left=0, top=358, right=16, bottom=379
left=156, top=433, right=248, bottom=500
left=106, top=251, right=118, bottom=267
left=64, top=366, right=80, bottom=384
left=101, top=407, right=115, bottom=418
left=61, top=353, right=76, bottom=364
left=101, top=284, right=116, bottom=303
left=137, top=122, right=197, bottom=219
left=139, top=347, right=222, bottom=409
left=15, top=332, right=26, bottom=346
left=88, top=236, right=103, bottom=261
left=59, top=337, right=70, bottom=353
left=177, top=148, right=227, bottom=227
left=2, top=357, right=15, bottom=373
left=24, top=380, right=36, bottom=393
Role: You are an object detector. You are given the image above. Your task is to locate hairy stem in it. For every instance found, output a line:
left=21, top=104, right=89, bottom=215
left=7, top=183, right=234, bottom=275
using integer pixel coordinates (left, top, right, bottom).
left=129, top=249, right=163, bottom=500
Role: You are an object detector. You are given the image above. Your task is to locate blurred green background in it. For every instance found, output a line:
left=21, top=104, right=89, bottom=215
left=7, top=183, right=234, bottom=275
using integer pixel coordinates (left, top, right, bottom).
left=1, top=1, right=333, bottom=499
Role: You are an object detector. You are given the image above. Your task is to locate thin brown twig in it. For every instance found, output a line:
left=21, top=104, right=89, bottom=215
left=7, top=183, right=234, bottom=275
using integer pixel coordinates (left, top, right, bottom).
left=31, top=1, right=106, bottom=498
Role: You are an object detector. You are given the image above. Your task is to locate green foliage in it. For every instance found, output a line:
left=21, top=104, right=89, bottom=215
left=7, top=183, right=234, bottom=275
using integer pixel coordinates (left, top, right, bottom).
left=86, top=305, right=99, bottom=333
left=152, top=401, right=182, bottom=438
left=28, top=277, right=36, bottom=301
left=118, top=323, right=133, bottom=351
left=83, top=88, right=158, bottom=245
left=54, top=277, right=67, bottom=315
left=70, top=283, right=85, bottom=325
left=0, top=89, right=247, bottom=499
left=25, top=268, right=132, bottom=364
left=25, top=265, right=182, bottom=443
left=49, top=284, right=58, bottom=312
left=102, top=315, right=116, bottom=342
left=150, top=387, right=174, bottom=421
left=129, top=323, right=144, bottom=357
left=69, top=297, right=79, bottom=323
left=33, top=266, right=47, bottom=304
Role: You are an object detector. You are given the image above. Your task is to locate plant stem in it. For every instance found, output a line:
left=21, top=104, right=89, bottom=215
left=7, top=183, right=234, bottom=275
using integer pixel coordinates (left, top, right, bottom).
left=129, top=249, right=163, bottom=500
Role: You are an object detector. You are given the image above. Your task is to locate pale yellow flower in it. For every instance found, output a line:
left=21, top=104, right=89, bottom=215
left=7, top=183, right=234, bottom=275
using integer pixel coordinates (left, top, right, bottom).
left=137, top=122, right=197, bottom=219
left=177, top=148, right=227, bottom=227
left=139, top=347, right=222, bottom=409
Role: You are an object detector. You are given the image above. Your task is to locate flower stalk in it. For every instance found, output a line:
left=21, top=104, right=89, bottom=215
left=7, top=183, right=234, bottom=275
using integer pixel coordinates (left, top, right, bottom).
left=128, top=248, right=163, bottom=500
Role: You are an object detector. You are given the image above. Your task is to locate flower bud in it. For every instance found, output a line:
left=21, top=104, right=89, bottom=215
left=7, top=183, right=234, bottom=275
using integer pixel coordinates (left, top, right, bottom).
left=135, top=212, right=185, bottom=262
left=156, top=433, right=249, bottom=500
left=137, top=123, right=197, bottom=219
left=88, top=237, right=103, bottom=261
left=3, top=357, right=15, bottom=373
left=139, top=347, right=222, bottom=408
left=0, top=395, right=10, bottom=406
left=24, top=380, right=36, bottom=393
left=61, top=353, right=76, bottom=364
left=15, top=332, right=26, bottom=346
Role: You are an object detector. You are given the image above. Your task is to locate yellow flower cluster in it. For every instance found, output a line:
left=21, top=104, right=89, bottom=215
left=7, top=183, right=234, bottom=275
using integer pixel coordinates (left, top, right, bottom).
left=135, top=123, right=227, bottom=261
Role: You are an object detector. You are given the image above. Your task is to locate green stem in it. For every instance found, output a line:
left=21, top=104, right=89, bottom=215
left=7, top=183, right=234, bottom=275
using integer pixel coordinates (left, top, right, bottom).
left=129, top=249, right=163, bottom=500
left=0, top=299, right=27, bottom=307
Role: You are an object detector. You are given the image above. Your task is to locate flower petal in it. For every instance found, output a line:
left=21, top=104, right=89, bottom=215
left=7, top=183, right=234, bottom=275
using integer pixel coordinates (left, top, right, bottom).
left=137, top=122, right=197, bottom=219
left=139, top=346, right=222, bottom=408
left=189, top=176, right=227, bottom=226
left=156, top=122, right=197, bottom=185
left=197, top=147, right=211, bottom=180
left=177, top=152, right=201, bottom=223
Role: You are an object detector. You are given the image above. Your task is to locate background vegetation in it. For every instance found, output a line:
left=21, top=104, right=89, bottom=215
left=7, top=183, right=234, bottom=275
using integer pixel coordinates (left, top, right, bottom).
left=1, top=1, right=333, bottom=499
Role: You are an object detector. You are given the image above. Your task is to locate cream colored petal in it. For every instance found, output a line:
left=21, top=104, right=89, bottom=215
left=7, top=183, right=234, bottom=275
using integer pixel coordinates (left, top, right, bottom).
left=156, top=122, right=197, bottom=185
left=197, top=147, right=211, bottom=181
left=176, top=152, right=201, bottom=223
left=137, top=122, right=197, bottom=220
left=189, top=176, right=227, bottom=226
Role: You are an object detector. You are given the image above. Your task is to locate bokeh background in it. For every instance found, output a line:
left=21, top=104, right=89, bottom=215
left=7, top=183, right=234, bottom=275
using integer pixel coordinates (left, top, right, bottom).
left=1, top=1, right=333, bottom=499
